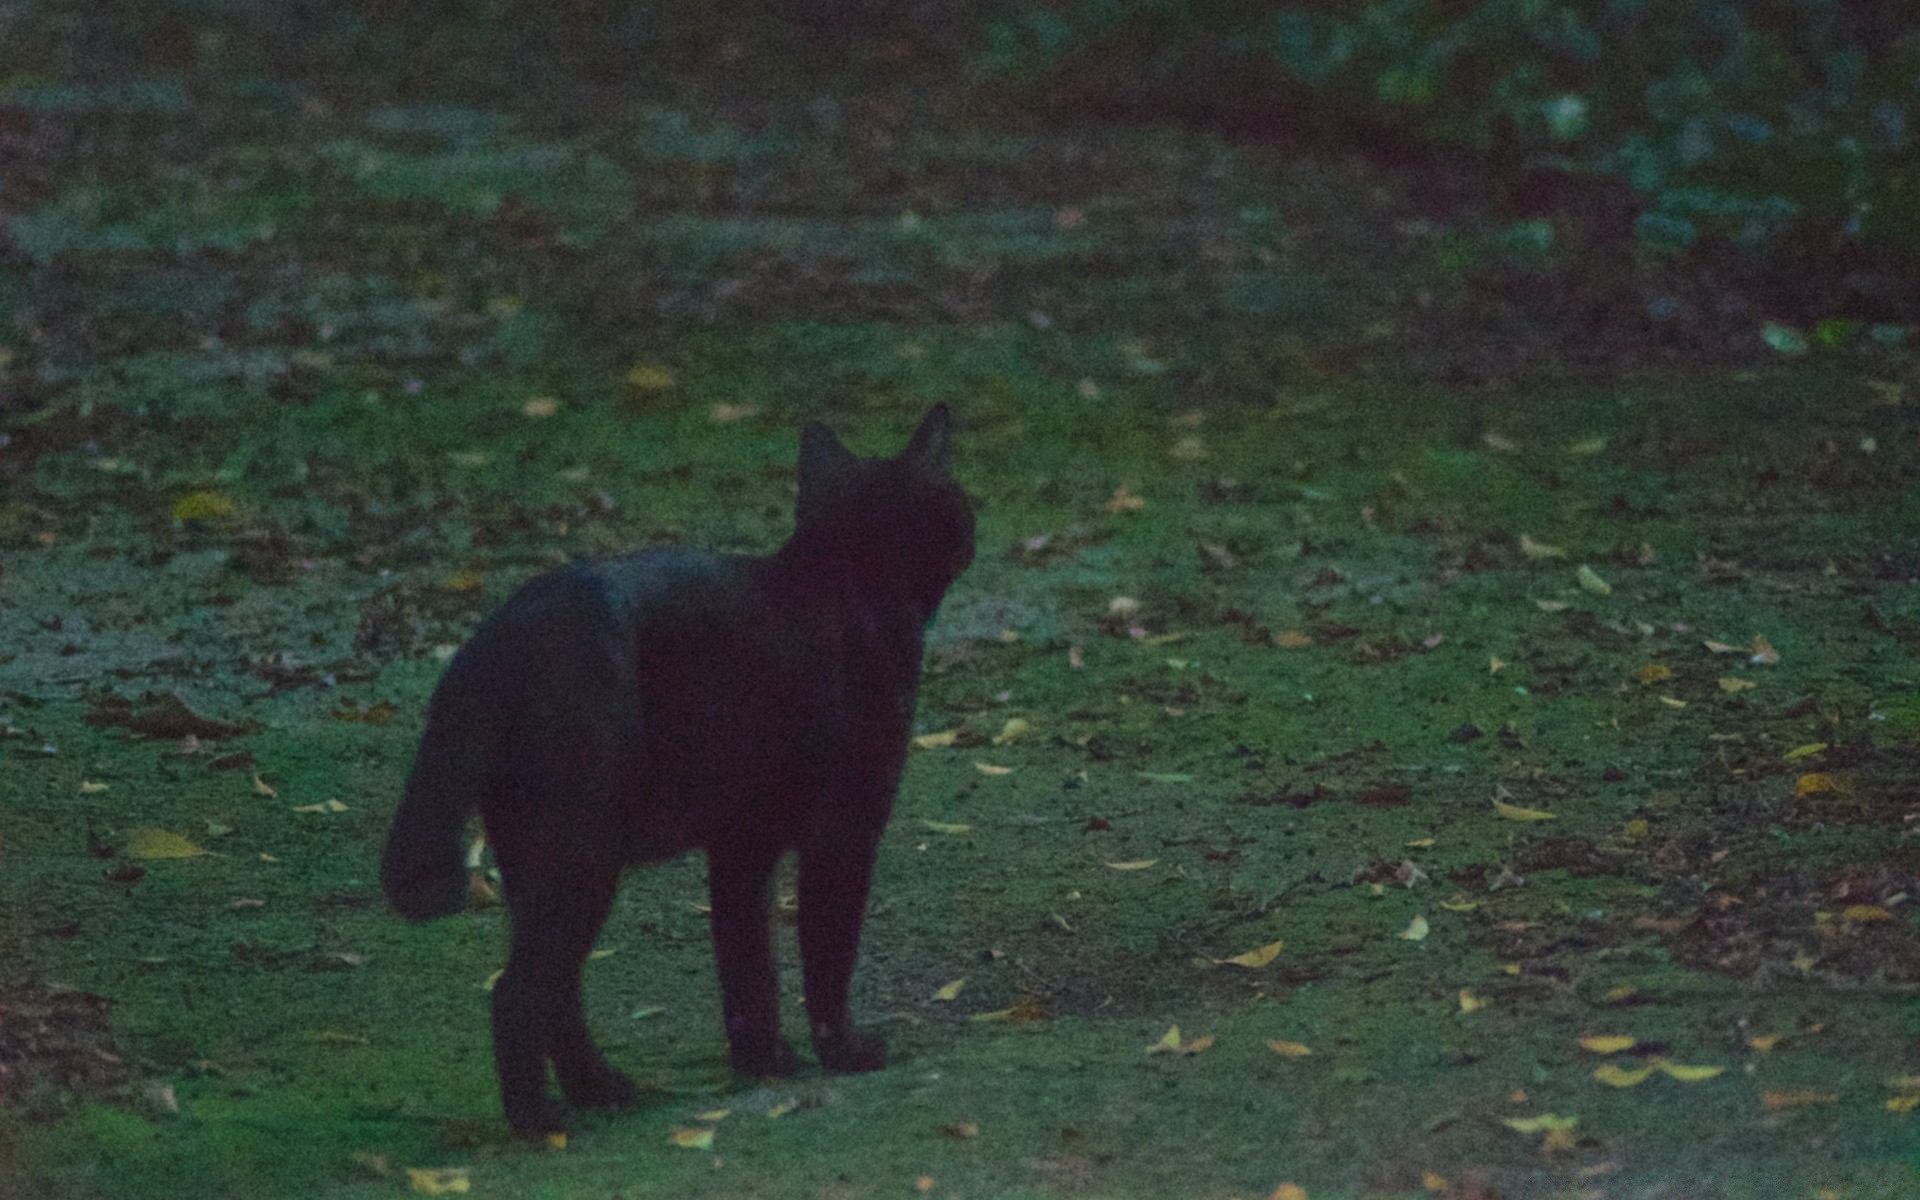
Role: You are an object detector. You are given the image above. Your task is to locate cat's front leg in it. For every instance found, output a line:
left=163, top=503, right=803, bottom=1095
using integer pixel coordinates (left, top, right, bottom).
left=797, top=820, right=888, bottom=1073
left=706, top=838, right=800, bottom=1077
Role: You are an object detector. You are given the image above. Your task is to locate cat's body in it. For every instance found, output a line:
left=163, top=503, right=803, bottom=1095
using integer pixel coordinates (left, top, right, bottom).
left=380, top=406, right=973, bottom=1136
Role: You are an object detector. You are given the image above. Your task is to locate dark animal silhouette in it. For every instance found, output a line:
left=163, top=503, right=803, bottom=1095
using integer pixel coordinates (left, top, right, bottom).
left=381, top=406, right=973, bottom=1135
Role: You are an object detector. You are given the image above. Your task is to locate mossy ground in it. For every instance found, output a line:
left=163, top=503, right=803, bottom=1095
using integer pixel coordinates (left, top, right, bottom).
left=4, top=5, right=1920, bottom=1198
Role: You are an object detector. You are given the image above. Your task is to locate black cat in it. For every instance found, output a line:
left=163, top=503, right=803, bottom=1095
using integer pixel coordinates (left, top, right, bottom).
left=380, top=405, right=974, bottom=1136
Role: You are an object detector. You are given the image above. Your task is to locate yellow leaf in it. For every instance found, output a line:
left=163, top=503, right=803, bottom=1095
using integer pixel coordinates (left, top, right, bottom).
left=1593, top=1063, right=1656, bottom=1087
left=933, top=978, right=966, bottom=1002
left=921, top=820, right=971, bottom=834
left=1501, top=1114, right=1578, bottom=1133
left=1843, top=905, right=1891, bottom=922
left=1266, top=1039, right=1312, bottom=1057
left=1145, top=1025, right=1212, bottom=1055
left=544, top=1132, right=566, bottom=1150
left=1576, top=564, right=1612, bottom=595
left=1519, top=534, right=1566, bottom=560
left=1654, top=1059, right=1723, bottom=1082
left=767, top=1097, right=801, bottom=1118
left=1657, top=695, right=1687, bottom=708
left=668, top=1127, right=714, bottom=1150
left=1437, top=895, right=1478, bottom=912
left=1458, top=988, right=1484, bottom=1013
left=1566, top=435, right=1608, bottom=455
left=1268, top=1185, right=1308, bottom=1200
left=971, top=994, right=1047, bottom=1023
left=692, top=1108, right=730, bottom=1122
left=1274, top=630, right=1313, bottom=648
left=1218, top=939, right=1285, bottom=969
left=253, top=774, right=278, bottom=798
left=1399, top=915, right=1429, bottom=941
left=123, top=828, right=207, bottom=859
left=1105, top=486, right=1145, bottom=513
left=626, top=364, right=675, bottom=391
left=1623, top=818, right=1649, bottom=840
left=1748, top=634, right=1779, bottom=664
left=1795, top=772, right=1847, bottom=797
left=913, top=729, right=958, bottom=749
left=405, top=1167, right=471, bottom=1195
left=974, top=762, right=1012, bottom=776
left=1718, top=677, right=1756, bottom=692
left=1105, top=860, right=1157, bottom=871
left=991, top=718, right=1031, bottom=745
left=78, top=780, right=109, bottom=794
left=171, top=491, right=234, bottom=521
left=1488, top=655, right=1506, bottom=673
left=1493, top=797, right=1555, bottom=821
left=522, top=396, right=559, bottom=418
left=1534, top=599, right=1570, bottom=612
left=1887, top=1095, right=1920, bottom=1113
left=292, top=799, right=350, bottom=814
left=1637, top=663, right=1672, bottom=684
left=1578, top=1035, right=1637, bottom=1054
left=482, top=969, right=503, bottom=992
left=1784, top=742, right=1827, bottom=761
left=1747, top=1035, right=1781, bottom=1052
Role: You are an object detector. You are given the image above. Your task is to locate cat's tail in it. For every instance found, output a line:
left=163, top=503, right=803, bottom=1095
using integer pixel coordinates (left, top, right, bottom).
left=381, top=655, right=490, bottom=922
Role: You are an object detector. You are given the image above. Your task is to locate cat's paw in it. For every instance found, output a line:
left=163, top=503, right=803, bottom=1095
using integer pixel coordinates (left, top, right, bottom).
left=503, top=1093, right=566, bottom=1141
left=730, top=1037, right=802, bottom=1078
left=560, top=1064, right=640, bottom=1110
left=814, top=1028, right=887, bottom=1074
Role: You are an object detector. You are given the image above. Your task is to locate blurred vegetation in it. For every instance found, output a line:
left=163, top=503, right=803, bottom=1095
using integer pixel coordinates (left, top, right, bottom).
left=978, top=0, right=1920, bottom=318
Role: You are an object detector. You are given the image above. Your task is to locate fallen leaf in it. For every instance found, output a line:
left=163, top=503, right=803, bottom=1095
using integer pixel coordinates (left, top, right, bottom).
left=544, top=1132, right=566, bottom=1150
left=1501, top=1114, right=1578, bottom=1134
left=1638, top=664, right=1673, bottom=684
left=1534, top=599, right=1571, bottom=612
left=1266, top=1039, right=1313, bottom=1057
left=940, top=1122, right=979, bottom=1139
left=1576, top=564, right=1612, bottom=595
left=921, top=820, right=971, bottom=834
left=767, top=1097, right=801, bottom=1118
left=1105, top=860, right=1157, bottom=871
left=1784, top=743, right=1828, bottom=762
left=1748, top=634, right=1779, bottom=665
left=1267, top=1185, right=1308, bottom=1200
left=171, top=491, right=234, bottom=522
left=1578, top=1035, right=1637, bottom=1054
left=669, top=1127, right=714, bottom=1149
left=1217, top=939, right=1284, bottom=969
left=78, top=780, right=109, bottom=794
left=1519, top=534, right=1566, bottom=560
left=971, top=994, right=1048, bottom=1022
left=252, top=774, right=278, bottom=798
left=1795, top=773, right=1848, bottom=798
left=1399, top=915, right=1429, bottom=941
left=1718, top=677, right=1757, bottom=692
left=291, top=799, right=350, bottom=814
left=693, top=1108, right=730, bottom=1122
left=522, top=396, right=559, bottom=418
left=1458, top=988, right=1485, bottom=1013
left=1145, top=1025, right=1213, bottom=1055
left=1493, top=797, right=1556, bottom=821
left=123, top=828, right=207, bottom=859
left=1274, top=630, right=1313, bottom=648
left=1747, top=1035, right=1780, bottom=1052
left=992, top=718, right=1031, bottom=745
left=709, top=403, right=759, bottom=423
left=1105, top=486, right=1145, bottom=514
left=1593, top=1063, right=1657, bottom=1087
left=933, top=978, right=966, bottom=1002
left=1136, top=772, right=1193, bottom=784
left=627, top=364, right=675, bottom=391
left=405, top=1168, right=471, bottom=1195
left=913, top=729, right=959, bottom=749
left=1842, top=905, right=1891, bottom=922
left=1657, top=695, right=1687, bottom=708
left=974, top=762, right=1012, bottom=776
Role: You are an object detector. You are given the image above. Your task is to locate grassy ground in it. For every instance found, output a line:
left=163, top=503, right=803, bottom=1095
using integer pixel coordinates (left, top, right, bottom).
left=4, top=5, right=1920, bottom=1198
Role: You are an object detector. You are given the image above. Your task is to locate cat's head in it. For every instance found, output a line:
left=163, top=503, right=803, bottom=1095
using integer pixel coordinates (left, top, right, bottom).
left=791, top=404, right=975, bottom=614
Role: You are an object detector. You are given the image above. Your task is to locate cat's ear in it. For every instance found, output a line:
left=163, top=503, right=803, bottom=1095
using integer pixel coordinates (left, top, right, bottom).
left=901, top=404, right=953, bottom=476
left=797, top=420, right=858, bottom=517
